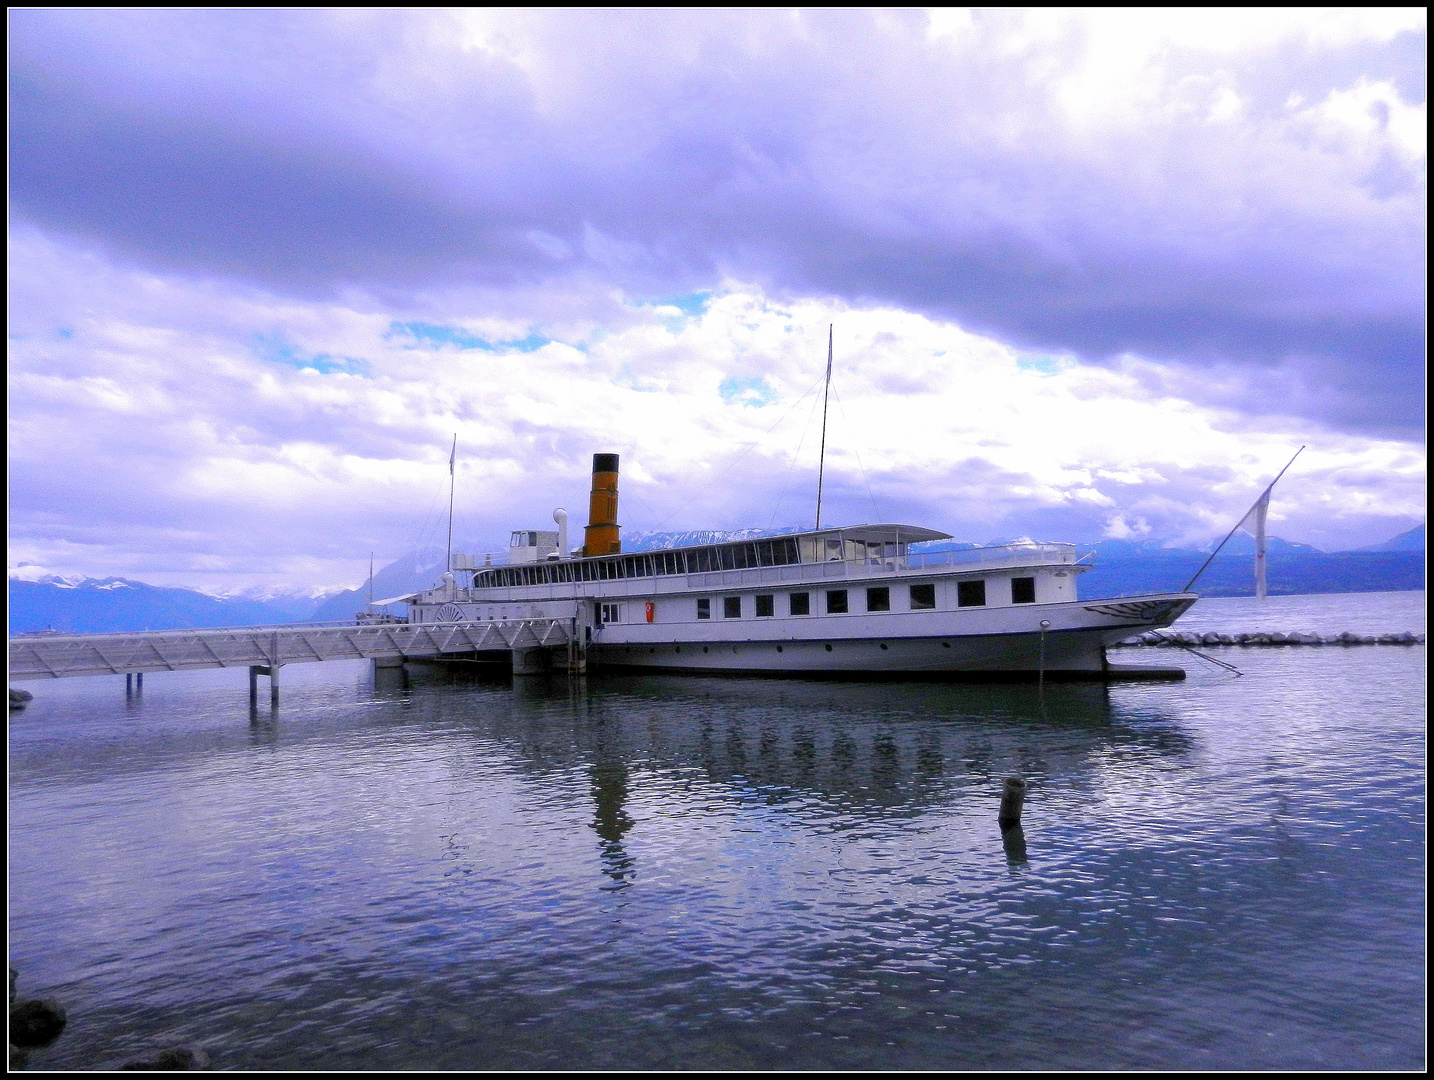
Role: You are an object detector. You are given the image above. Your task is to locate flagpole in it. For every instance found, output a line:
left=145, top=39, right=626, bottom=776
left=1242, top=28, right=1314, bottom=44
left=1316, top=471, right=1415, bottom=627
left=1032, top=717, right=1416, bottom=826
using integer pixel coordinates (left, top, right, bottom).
left=1182, top=446, right=1305, bottom=593
left=446, top=434, right=457, bottom=575
left=815, top=324, right=833, bottom=531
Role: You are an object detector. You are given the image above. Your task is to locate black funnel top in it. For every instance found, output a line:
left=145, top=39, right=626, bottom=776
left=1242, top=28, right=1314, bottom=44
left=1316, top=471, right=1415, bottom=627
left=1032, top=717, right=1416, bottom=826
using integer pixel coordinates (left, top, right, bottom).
left=593, top=453, right=619, bottom=473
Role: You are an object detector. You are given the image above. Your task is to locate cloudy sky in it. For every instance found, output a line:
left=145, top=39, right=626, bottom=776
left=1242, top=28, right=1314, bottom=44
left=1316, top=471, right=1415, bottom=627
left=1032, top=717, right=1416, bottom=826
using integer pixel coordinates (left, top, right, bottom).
left=8, top=8, right=1426, bottom=592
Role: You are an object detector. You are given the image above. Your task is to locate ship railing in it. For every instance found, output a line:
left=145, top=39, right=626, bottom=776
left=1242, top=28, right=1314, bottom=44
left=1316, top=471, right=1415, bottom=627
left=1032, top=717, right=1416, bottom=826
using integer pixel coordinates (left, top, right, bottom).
left=678, top=542, right=1078, bottom=589
left=448, top=542, right=1077, bottom=581
left=905, top=542, right=1078, bottom=570
left=456, top=541, right=1082, bottom=600
left=450, top=552, right=512, bottom=570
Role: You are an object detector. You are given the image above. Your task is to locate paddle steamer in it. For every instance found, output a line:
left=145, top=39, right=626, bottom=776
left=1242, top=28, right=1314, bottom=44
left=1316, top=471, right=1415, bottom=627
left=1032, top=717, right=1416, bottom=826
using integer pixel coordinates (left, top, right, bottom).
left=401, top=454, right=1195, bottom=678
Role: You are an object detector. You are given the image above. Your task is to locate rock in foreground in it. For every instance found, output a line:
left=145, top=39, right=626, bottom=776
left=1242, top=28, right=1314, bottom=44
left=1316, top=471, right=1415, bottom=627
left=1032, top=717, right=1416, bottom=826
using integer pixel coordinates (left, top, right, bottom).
left=119, top=1044, right=213, bottom=1071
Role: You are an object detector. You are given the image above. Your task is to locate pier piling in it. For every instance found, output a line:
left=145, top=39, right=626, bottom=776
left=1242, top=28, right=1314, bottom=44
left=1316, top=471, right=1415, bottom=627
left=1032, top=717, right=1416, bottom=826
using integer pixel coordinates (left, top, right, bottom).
left=372, top=654, right=408, bottom=691
left=248, top=664, right=281, bottom=704
left=511, top=647, right=551, bottom=676
left=999, top=777, right=1027, bottom=828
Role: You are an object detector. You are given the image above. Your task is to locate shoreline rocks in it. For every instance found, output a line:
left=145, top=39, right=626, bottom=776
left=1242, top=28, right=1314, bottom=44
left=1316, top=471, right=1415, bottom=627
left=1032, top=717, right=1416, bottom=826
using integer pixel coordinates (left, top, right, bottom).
left=9, top=998, right=67, bottom=1049
left=1112, top=630, right=1425, bottom=648
left=9, top=967, right=67, bottom=1070
left=118, top=1044, right=212, bottom=1071
left=9, top=966, right=212, bottom=1071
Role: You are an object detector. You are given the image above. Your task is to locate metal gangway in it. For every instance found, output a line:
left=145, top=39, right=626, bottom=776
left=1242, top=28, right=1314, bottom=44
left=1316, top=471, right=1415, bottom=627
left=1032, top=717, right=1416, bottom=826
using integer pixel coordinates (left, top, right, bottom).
left=8, top=618, right=583, bottom=701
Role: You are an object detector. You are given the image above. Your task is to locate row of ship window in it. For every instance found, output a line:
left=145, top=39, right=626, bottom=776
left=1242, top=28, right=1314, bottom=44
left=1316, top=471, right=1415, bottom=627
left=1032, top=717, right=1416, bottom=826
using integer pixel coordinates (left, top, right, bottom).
left=693, top=577, right=1036, bottom=619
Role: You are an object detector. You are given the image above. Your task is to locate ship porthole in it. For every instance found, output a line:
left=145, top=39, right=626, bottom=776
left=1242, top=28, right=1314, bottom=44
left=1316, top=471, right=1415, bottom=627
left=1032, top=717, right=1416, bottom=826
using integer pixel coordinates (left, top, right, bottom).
left=880, top=643, right=888, bottom=650
left=942, top=642, right=950, bottom=648
left=675, top=646, right=681, bottom=653
left=703, top=646, right=709, bottom=653
left=824, top=644, right=833, bottom=652
left=776, top=645, right=783, bottom=653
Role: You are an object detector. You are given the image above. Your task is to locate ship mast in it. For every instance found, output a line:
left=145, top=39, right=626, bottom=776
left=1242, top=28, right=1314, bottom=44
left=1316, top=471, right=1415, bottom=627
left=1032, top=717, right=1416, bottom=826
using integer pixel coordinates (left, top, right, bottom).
left=815, top=325, right=833, bottom=530
left=446, top=434, right=457, bottom=575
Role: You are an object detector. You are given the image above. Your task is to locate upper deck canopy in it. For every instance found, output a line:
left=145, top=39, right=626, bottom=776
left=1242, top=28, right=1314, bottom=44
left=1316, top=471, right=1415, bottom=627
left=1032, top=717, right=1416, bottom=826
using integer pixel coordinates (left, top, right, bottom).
left=466, top=523, right=955, bottom=591
left=793, top=524, right=952, bottom=545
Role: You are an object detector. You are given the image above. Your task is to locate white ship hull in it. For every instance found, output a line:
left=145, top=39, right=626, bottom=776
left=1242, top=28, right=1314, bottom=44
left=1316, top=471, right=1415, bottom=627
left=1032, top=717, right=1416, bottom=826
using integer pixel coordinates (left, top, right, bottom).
left=586, top=594, right=1194, bottom=677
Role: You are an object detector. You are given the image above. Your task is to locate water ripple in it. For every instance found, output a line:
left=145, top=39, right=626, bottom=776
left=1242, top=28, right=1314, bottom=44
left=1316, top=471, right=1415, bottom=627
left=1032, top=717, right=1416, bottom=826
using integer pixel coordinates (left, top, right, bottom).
left=9, top=639, right=1425, bottom=1071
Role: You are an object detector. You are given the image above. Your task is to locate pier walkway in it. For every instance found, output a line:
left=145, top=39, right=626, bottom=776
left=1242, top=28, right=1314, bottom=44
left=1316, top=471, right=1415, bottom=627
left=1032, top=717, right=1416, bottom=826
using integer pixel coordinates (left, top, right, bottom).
left=9, top=618, right=582, bottom=699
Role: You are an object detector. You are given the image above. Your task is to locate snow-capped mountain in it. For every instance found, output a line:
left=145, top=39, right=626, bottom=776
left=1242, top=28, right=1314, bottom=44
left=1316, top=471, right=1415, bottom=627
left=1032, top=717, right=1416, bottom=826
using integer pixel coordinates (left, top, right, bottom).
left=622, top=527, right=807, bottom=551
left=202, top=582, right=347, bottom=603
left=7, top=575, right=333, bottom=634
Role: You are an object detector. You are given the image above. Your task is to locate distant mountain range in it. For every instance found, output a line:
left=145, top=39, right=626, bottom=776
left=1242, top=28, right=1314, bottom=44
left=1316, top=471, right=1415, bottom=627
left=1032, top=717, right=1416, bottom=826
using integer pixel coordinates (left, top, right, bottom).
left=8, top=576, right=337, bottom=635
left=1072, top=544, right=1423, bottom=599
left=9, top=524, right=1424, bottom=634
left=1351, top=523, right=1425, bottom=552
left=1069, top=525, right=1425, bottom=598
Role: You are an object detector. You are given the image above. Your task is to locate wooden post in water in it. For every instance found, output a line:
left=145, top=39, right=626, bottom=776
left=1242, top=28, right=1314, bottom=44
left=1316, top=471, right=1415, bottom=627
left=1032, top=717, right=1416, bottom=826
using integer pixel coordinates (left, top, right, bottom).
left=999, top=777, right=1027, bottom=828
left=1037, top=620, right=1050, bottom=696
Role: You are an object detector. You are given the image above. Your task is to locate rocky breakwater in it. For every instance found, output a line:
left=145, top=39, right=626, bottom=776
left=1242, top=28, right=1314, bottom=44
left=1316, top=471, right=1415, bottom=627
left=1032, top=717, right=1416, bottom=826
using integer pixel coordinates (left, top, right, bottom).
left=1114, top=630, right=1425, bottom=648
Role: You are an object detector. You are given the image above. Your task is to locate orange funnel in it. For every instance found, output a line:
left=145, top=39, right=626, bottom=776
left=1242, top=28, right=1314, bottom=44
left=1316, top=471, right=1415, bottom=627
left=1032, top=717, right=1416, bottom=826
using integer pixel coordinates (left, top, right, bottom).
left=582, top=453, right=621, bottom=556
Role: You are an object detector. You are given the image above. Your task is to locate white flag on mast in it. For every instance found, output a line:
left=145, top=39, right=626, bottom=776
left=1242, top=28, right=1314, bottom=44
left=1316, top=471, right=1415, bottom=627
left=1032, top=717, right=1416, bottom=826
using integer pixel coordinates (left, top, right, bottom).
left=1238, top=488, right=1272, bottom=601
left=1181, top=446, right=1301, bottom=597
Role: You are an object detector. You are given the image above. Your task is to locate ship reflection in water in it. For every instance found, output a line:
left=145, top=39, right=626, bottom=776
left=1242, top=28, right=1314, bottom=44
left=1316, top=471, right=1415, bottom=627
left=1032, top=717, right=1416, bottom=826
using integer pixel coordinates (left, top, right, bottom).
left=7, top=641, right=1423, bottom=1072
left=393, top=663, right=1200, bottom=909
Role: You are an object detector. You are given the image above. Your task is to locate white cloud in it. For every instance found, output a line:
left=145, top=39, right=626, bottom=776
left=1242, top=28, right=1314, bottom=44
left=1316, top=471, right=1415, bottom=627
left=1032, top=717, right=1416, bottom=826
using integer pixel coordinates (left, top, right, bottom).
left=7, top=11, right=1425, bottom=585
left=9, top=236, right=1424, bottom=589
left=1303, top=77, right=1427, bottom=160
left=10, top=8, right=1423, bottom=442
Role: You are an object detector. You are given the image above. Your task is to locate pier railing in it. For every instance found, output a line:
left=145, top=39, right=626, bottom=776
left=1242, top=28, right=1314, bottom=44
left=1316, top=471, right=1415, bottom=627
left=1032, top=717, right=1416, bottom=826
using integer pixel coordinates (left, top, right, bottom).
left=11, top=617, right=397, bottom=640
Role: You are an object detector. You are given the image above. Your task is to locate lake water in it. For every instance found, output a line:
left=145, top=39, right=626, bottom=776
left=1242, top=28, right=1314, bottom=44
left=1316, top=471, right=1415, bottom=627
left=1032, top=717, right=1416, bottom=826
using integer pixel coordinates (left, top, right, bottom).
left=9, top=591, right=1425, bottom=1070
